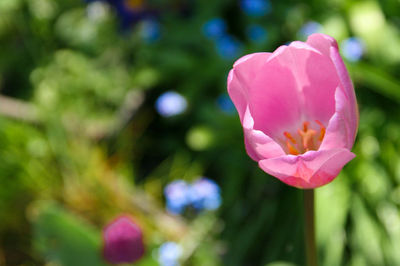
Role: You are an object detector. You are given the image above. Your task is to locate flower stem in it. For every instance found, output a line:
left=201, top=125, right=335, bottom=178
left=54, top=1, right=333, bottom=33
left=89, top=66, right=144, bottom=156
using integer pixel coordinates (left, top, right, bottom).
left=304, top=189, right=318, bottom=266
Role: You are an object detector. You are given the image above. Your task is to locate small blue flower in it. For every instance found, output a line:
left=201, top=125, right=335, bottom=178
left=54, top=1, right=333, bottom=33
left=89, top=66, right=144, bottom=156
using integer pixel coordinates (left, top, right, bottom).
left=298, top=21, right=323, bottom=39
left=140, top=19, right=161, bottom=43
left=155, top=91, right=188, bottom=117
left=215, top=35, right=242, bottom=60
left=158, top=242, right=182, bottom=266
left=188, top=178, right=221, bottom=211
left=217, top=94, right=236, bottom=114
left=164, top=180, right=190, bottom=214
left=341, top=37, right=365, bottom=62
left=202, top=18, right=227, bottom=40
left=240, top=0, right=271, bottom=17
left=246, top=24, right=268, bottom=43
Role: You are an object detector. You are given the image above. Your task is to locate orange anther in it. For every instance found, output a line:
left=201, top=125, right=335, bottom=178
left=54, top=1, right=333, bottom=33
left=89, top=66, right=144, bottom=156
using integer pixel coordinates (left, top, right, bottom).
left=315, top=120, right=326, bottom=141
left=284, top=131, right=297, bottom=144
left=282, top=121, right=324, bottom=155
left=286, top=140, right=299, bottom=155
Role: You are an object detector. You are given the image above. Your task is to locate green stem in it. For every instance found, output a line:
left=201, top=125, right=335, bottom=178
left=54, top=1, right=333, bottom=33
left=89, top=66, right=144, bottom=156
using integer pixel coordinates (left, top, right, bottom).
left=304, top=189, right=318, bottom=266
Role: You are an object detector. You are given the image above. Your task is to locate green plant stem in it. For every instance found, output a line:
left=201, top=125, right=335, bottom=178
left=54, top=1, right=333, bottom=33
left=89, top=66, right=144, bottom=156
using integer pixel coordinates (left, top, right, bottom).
left=304, top=189, right=318, bottom=266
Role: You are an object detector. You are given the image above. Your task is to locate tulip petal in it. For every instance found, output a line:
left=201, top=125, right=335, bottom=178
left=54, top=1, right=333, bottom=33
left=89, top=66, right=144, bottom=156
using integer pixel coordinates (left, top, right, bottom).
left=272, top=42, right=339, bottom=125
left=244, top=130, right=286, bottom=161
left=307, top=33, right=358, bottom=143
left=227, top=53, right=271, bottom=122
left=245, top=52, right=303, bottom=137
left=228, top=50, right=305, bottom=138
left=320, top=87, right=353, bottom=150
left=243, top=107, right=286, bottom=161
left=329, top=45, right=358, bottom=144
left=227, top=69, right=247, bottom=122
left=233, top=52, right=272, bottom=81
left=258, top=148, right=355, bottom=188
left=244, top=135, right=261, bottom=161
left=306, top=33, right=338, bottom=58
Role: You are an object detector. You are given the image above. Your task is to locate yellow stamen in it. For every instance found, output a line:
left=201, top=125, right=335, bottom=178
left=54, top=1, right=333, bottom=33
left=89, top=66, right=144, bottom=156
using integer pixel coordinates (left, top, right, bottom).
left=286, top=140, right=300, bottom=155
left=315, top=120, right=326, bottom=141
left=282, top=121, right=326, bottom=155
left=284, top=132, right=297, bottom=144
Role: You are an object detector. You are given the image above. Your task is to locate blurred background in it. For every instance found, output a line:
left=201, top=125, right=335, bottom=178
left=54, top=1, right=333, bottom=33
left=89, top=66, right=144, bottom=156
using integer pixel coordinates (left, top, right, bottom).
left=0, top=0, right=400, bottom=265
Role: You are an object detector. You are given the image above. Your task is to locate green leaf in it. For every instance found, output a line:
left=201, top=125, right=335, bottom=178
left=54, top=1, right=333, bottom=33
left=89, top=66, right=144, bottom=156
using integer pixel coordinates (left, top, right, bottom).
left=32, top=201, right=107, bottom=266
left=349, top=63, right=400, bottom=103
left=316, top=173, right=350, bottom=266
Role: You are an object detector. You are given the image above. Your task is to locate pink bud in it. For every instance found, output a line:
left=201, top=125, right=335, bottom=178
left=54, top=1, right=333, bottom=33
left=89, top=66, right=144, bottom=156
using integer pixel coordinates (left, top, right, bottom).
left=103, top=216, right=145, bottom=264
left=227, top=33, right=358, bottom=189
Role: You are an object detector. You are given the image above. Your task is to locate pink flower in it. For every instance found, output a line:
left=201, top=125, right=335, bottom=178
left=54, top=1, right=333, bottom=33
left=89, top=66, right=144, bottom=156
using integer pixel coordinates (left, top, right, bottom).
left=103, top=216, right=145, bottom=264
left=227, top=33, right=358, bottom=189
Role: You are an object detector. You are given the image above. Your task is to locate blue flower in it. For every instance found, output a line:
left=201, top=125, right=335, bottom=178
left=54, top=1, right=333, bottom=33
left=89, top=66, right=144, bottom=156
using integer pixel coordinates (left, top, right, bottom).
left=158, top=242, right=182, bottom=266
left=240, top=0, right=271, bottom=17
left=298, top=21, right=323, bottom=39
left=215, top=35, right=242, bottom=60
left=140, top=19, right=161, bottom=43
left=155, top=91, right=188, bottom=117
left=164, top=180, right=190, bottom=214
left=188, top=178, right=221, bottom=211
left=164, top=178, right=221, bottom=214
left=246, top=24, right=268, bottom=43
left=341, top=37, right=365, bottom=62
left=202, top=18, right=227, bottom=40
left=216, top=94, right=236, bottom=114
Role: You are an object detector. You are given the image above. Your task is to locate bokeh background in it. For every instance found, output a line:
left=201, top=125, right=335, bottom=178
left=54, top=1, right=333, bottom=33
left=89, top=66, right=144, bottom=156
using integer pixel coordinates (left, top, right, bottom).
left=1, top=0, right=400, bottom=265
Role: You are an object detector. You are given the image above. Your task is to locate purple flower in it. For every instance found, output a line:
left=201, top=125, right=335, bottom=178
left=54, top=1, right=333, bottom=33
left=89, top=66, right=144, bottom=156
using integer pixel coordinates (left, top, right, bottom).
left=103, top=216, right=145, bottom=264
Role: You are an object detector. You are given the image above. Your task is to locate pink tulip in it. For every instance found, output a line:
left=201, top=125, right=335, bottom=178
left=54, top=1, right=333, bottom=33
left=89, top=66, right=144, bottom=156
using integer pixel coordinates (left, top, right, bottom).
left=103, top=216, right=145, bottom=264
left=227, top=33, right=358, bottom=189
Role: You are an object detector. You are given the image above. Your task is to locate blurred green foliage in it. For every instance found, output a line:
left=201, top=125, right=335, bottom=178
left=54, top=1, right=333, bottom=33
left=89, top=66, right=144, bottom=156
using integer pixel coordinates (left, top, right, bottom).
left=33, top=202, right=107, bottom=266
left=0, top=0, right=400, bottom=265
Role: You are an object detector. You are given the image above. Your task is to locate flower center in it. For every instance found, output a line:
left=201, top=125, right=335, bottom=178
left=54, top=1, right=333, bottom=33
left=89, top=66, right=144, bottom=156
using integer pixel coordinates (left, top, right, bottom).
left=283, top=121, right=326, bottom=155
